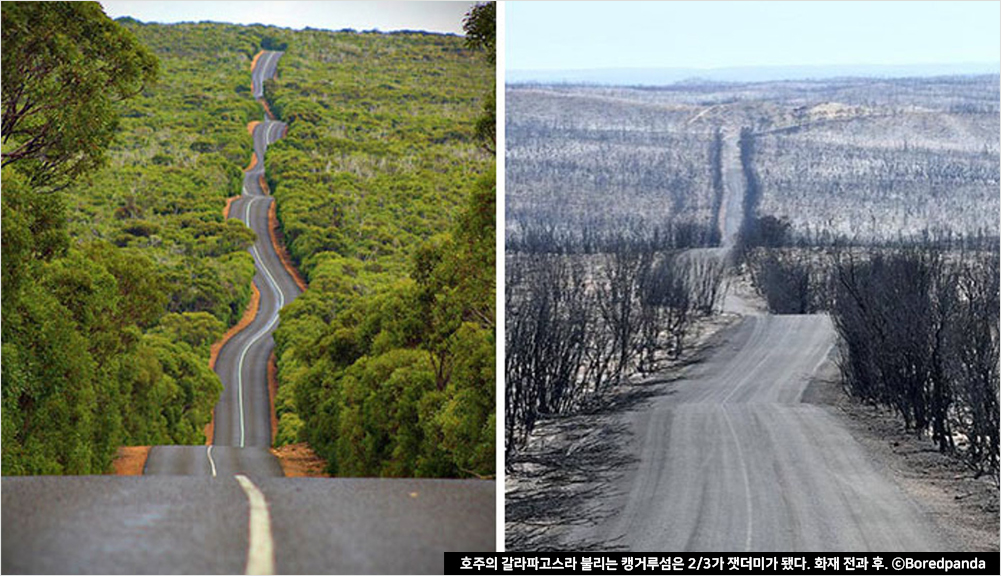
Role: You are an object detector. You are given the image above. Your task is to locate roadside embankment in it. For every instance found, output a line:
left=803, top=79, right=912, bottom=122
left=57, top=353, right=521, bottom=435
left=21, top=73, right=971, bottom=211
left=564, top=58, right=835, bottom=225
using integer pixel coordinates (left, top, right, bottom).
left=209, top=278, right=260, bottom=371
left=222, top=195, right=239, bottom=219
left=112, top=446, right=150, bottom=475
left=268, top=198, right=308, bottom=291
left=806, top=368, right=1000, bottom=552
left=259, top=98, right=277, bottom=120
left=271, top=443, right=329, bottom=477
left=244, top=150, right=258, bottom=172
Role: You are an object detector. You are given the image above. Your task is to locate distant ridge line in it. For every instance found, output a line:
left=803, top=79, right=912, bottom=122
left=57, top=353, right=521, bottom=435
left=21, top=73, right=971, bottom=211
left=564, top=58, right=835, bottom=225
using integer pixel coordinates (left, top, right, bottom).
left=508, top=62, right=1001, bottom=86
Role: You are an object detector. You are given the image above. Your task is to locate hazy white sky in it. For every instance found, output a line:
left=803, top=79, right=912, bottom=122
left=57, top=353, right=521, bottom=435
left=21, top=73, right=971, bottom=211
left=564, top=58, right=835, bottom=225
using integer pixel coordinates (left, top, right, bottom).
left=507, top=1, right=1001, bottom=70
left=100, top=1, right=478, bottom=34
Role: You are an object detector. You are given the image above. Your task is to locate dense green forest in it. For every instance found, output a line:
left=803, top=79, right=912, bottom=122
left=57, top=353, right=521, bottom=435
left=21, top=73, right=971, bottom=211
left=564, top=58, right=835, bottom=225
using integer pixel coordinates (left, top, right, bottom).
left=2, top=4, right=271, bottom=474
left=64, top=19, right=265, bottom=327
left=258, top=20, right=496, bottom=477
left=3, top=3, right=496, bottom=478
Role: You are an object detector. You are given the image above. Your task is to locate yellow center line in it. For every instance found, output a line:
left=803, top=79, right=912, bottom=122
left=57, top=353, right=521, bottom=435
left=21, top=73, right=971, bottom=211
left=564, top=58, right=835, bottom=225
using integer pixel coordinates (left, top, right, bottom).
left=234, top=474, right=275, bottom=574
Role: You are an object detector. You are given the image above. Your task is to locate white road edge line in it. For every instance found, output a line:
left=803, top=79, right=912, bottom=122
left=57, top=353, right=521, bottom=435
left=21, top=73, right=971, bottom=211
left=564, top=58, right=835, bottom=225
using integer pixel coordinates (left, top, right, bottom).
left=207, top=445, right=217, bottom=477
left=234, top=197, right=287, bottom=447
left=234, top=474, right=275, bottom=575
left=229, top=53, right=286, bottom=447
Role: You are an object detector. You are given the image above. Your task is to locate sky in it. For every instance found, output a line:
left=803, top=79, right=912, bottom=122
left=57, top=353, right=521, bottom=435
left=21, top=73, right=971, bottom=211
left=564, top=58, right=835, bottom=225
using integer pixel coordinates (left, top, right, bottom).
left=507, top=1, right=1001, bottom=71
left=100, top=1, right=477, bottom=35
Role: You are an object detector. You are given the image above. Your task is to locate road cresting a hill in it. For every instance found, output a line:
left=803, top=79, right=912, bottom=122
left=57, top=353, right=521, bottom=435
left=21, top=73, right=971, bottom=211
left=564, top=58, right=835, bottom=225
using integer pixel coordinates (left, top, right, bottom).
left=250, top=50, right=263, bottom=73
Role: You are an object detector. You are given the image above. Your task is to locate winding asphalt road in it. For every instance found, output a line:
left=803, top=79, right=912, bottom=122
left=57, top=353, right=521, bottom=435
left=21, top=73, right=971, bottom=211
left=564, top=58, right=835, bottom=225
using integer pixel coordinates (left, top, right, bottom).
left=210, top=51, right=297, bottom=452
left=562, top=130, right=948, bottom=552
left=145, top=51, right=295, bottom=475
left=2, top=50, right=496, bottom=574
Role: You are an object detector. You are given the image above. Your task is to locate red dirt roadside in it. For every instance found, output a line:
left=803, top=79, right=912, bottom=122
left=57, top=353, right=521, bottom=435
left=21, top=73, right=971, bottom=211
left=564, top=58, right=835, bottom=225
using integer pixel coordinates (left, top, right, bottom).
left=271, top=443, right=329, bottom=477
left=112, top=446, right=150, bottom=475
left=250, top=50, right=263, bottom=72
left=267, top=198, right=308, bottom=291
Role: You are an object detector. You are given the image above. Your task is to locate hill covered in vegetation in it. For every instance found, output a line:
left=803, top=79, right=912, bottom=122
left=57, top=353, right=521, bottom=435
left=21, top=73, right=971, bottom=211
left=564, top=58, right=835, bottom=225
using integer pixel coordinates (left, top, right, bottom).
left=2, top=3, right=495, bottom=478
left=2, top=6, right=266, bottom=474
left=258, top=22, right=496, bottom=478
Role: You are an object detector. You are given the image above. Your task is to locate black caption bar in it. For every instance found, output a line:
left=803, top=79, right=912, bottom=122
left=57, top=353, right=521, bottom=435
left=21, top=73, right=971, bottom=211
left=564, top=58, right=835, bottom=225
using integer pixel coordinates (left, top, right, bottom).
left=445, top=553, right=997, bottom=575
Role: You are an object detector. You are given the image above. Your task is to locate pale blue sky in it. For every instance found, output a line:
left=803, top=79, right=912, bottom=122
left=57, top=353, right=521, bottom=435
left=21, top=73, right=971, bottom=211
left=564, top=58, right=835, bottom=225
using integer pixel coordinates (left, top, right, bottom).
left=100, top=1, right=477, bottom=34
left=507, top=1, right=1001, bottom=71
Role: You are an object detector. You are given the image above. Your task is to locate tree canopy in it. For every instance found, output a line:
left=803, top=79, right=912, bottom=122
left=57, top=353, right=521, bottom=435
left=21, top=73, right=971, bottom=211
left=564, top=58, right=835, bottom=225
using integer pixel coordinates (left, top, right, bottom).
left=463, top=2, right=496, bottom=152
left=260, top=27, right=496, bottom=478
left=463, top=2, right=495, bottom=65
left=1, top=2, right=158, bottom=188
left=1, top=12, right=267, bottom=475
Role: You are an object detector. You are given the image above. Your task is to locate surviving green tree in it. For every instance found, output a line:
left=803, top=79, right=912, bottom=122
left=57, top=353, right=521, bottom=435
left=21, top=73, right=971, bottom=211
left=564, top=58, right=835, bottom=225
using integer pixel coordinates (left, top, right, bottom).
left=261, top=26, right=495, bottom=478
left=1, top=2, right=158, bottom=189
left=1, top=5, right=264, bottom=474
left=463, top=2, right=496, bottom=153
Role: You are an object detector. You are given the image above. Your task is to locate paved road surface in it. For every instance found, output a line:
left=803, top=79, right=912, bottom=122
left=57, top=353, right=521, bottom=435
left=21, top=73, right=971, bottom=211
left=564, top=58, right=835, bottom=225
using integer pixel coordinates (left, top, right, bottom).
left=214, top=51, right=296, bottom=450
left=211, top=122, right=297, bottom=450
left=566, top=315, right=947, bottom=551
left=252, top=50, right=282, bottom=99
left=713, top=129, right=745, bottom=250
left=144, top=446, right=284, bottom=477
left=2, top=476, right=495, bottom=574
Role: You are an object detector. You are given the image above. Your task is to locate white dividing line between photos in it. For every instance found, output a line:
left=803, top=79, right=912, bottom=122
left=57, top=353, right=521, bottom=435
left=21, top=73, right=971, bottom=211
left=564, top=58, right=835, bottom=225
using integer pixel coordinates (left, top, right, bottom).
left=494, top=0, right=507, bottom=552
